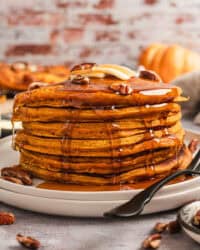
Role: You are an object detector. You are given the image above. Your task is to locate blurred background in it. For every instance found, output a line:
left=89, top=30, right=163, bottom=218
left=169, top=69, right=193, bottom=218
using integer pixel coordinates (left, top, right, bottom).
left=0, top=0, right=200, bottom=137
left=1, top=0, right=200, bottom=66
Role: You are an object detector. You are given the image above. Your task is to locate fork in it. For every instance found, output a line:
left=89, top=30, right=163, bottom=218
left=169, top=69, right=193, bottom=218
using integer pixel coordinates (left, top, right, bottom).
left=104, top=149, right=200, bottom=218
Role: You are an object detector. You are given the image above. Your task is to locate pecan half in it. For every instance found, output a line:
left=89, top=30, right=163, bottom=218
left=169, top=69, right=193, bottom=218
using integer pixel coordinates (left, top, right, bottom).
left=1, top=166, right=32, bottom=185
left=188, top=139, right=199, bottom=154
left=192, top=209, right=200, bottom=228
left=71, top=62, right=96, bottom=72
left=1, top=176, right=23, bottom=185
left=0, top=212, right=15, bottom=225
left=16, top=234, right=40, bottom=249
left=28, top=82, right=49, bottom=91
left=110, top=82, right=133, bottom=95
left=70, top=75, right=90, bottom=85
left=139, top=70, right=162, bottom=82
left=154, top=222, right=168, bottom=233
left=143, top=233, right=161, bottom=249
left=167, top=220, right=181, bottom=234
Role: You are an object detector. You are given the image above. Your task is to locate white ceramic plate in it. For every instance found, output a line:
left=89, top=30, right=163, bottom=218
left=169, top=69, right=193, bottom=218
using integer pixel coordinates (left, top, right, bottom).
left=0, top=131, right=200, bottom=217
left=2, top=185, right=200, bottom=217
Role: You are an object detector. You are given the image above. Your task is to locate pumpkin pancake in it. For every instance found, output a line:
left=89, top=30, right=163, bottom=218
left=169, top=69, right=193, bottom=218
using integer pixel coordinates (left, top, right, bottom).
left=13, top=103, right=181, bottom=122
left=22, top=113, right=181, bottom=139
left=20, top=146, right=192, bottom=185
left=15, top=126, right=184, bottom=158
left=20, top=147, right=178, bottom=174
left=0, top=62, right=69, bottom=91
left=13, top=76, right=182, bottom=108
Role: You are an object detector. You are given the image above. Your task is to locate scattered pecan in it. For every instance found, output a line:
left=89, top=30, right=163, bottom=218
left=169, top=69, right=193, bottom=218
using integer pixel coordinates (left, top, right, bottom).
left=143, top=233, right=161, bottom=249
left=154, top=222, right=168, bottom=233
left=28, top=82, right=49, bottom=90
left=188, top=139, right=199, bottom=154
left=110, top=82, right=133, bottom=95
left=167, top=220, right=181, bottom=234
left=192, top=209, right=200, bottom=228
left=16, top=234, right=40, bottom=250
left=1, top=166, right=33, bottom=185
left=139, top=70, right=162, bottom=82
left=0, top=212, right=15, bottom=225
left=1, top=176, right=23, bottom=185
left=71, top=62, right=96, bottom=72
left=70, top=75, right=90, bottom=85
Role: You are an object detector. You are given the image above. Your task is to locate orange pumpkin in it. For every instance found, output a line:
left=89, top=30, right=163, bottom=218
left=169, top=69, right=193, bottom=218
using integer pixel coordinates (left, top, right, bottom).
left=139, top=43, right=200, bottom=82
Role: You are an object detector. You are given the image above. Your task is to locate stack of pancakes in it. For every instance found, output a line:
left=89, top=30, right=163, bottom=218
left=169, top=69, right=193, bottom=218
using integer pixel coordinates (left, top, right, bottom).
left=12, top=64, right=193, bottom=186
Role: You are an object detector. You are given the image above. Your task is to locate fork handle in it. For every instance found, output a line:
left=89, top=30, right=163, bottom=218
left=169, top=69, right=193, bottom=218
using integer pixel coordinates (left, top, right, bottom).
left=105, top=169, right=200, bottom=217
left=131, top=169, right=200, bottom=208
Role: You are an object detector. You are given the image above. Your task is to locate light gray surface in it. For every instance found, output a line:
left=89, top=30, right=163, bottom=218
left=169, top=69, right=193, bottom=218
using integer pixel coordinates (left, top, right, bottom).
left=0, top=202, right=199, bottom=250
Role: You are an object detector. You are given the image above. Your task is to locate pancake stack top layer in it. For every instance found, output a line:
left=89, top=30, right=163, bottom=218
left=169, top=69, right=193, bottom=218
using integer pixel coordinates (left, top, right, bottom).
left=0, top=61, right=70, bottom=91
left=12, top=63, right=193, bottom=186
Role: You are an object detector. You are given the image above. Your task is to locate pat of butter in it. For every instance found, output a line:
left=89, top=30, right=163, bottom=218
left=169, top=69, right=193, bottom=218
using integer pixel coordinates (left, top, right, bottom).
left=140, top=89, right=171, bottom=96
left=92, top=64, right=136, bottom=80
left=145, top=103, right=167, bottom=108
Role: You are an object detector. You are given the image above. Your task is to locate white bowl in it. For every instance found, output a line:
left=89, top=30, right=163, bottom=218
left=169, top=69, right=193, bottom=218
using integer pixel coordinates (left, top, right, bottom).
left=178, top=201, right=200, bottom=244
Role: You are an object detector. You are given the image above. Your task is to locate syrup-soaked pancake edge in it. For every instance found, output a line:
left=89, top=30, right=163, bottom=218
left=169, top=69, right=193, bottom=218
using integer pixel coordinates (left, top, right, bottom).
left=13, top=76, right=182, bottom=108
left=12, top=103, right=181, bottom=122
left=22, top=113, right=181, bottom=139
left=20, top=147, right=177, bottom=174
left=19, top=146, right=192, bottom=185
left=14, top=128, right=184, bottom=158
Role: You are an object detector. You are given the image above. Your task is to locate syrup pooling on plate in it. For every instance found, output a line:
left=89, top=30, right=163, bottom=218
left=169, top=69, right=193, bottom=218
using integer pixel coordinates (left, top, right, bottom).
left=37, top=175, right=193, bottom=191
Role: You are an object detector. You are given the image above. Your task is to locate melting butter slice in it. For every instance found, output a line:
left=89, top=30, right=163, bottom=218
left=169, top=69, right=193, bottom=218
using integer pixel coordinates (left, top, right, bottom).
left=140, top=89, right=171, bottom=96
left=92, top=64, right=136, bottom=80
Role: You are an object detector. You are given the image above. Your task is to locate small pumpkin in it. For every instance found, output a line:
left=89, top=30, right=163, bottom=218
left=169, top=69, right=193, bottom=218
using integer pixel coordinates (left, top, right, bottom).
left=139, top=43, right=200, bottom=82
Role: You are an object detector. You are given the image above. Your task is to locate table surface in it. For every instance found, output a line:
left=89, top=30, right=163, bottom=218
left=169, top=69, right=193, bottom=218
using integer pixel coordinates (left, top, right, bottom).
left=1, top=203, right=200, bottom=250
left=1, top=100, right=200, bottom=250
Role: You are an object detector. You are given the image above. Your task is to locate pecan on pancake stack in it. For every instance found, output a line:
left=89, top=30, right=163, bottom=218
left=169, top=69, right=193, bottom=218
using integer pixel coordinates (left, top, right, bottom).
left=0, top=62, right=70, bottom=91
left=12, top=63, right=193, bottom=186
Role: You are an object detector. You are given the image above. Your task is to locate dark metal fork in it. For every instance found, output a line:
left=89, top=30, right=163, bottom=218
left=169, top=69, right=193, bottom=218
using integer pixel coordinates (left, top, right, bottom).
left=104, top=149, right=200, bottom=218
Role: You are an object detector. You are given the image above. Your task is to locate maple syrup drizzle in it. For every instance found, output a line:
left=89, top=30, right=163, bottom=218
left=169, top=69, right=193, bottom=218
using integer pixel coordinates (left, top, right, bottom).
left=11, top=120, right=16, bottom=149
left=111, top=120, right=123, bottom=189
left=60, top=109, right=80, bottom=172
left=104, top=121, right=116, bottom=178
left=37, top=175, right=193, bottom=191
left=93, top=108, right=118, bottom=185
left=91, top=104, right=126, bottom=188
left=142, top=105, right=181, bottom=179
left=143, top=106, right=156, bottom=179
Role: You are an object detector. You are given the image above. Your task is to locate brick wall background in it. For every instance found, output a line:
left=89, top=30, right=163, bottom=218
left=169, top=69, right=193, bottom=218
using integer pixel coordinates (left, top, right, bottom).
left=0, top=0, right=200, bottom=68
